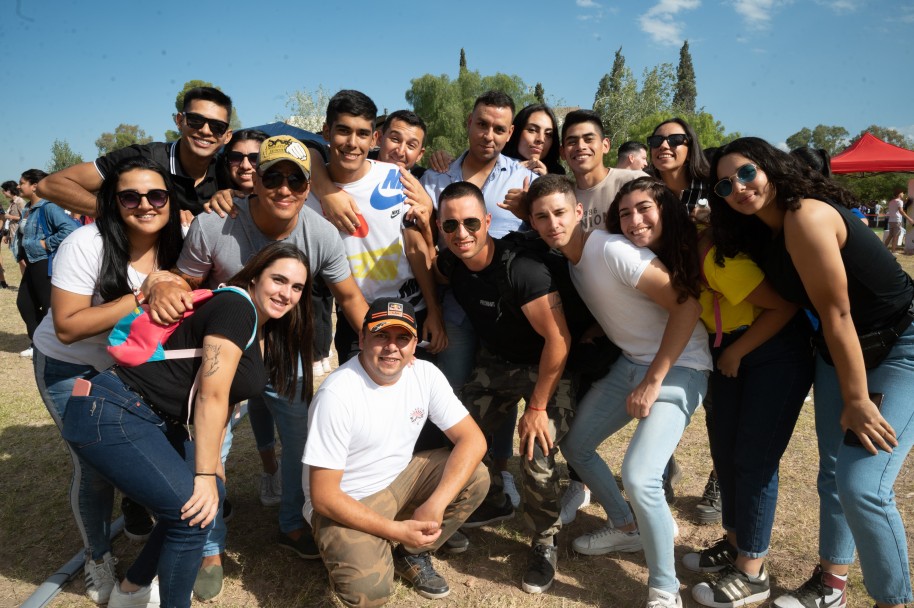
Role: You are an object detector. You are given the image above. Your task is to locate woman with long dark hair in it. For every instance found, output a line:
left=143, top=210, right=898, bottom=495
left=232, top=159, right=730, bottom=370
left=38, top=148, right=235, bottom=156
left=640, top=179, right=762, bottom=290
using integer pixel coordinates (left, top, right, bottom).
left=502, top=103, right=566, bottom=176
left=62, top=240, right=313, bottom=608
left=557, top=177, right=711, bottom=608
left=32, top=156, right=184, bottom=604
left=648, top=117, right=710, bottom=216
left=710, top=137, right=913, bottom=608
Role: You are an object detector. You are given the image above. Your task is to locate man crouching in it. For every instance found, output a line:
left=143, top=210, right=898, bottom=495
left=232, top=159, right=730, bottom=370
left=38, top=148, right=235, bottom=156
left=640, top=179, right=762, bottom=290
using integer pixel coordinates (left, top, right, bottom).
left=304, top=297, right=489, bottom=607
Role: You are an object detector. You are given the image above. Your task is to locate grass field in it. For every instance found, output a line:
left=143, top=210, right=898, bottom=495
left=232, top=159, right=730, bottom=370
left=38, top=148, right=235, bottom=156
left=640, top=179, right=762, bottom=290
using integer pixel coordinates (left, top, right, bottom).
left=0, top=244, right=911, bottom=608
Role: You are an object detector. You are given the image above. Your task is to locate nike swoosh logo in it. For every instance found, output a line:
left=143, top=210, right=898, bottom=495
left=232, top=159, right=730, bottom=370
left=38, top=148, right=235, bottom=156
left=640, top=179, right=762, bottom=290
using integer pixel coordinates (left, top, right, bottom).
left=370, top=184, right=405, bottom=210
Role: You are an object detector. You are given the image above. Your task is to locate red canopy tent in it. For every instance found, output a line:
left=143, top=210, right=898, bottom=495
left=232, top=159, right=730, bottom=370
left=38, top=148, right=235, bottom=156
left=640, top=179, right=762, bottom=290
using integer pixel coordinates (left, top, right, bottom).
left=830, top=132, right=914, bottom=174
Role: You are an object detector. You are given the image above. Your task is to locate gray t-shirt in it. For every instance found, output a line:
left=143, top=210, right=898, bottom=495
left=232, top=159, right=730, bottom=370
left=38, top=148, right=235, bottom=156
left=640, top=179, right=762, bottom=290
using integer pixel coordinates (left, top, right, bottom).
left=178, top=196, right=351, bottom=288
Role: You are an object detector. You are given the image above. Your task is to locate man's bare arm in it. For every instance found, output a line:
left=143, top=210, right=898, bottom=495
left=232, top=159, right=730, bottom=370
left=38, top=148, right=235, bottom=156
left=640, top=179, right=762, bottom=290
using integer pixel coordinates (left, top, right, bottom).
left=36, top=162, right=103, bottom=217
left=326, top=276, right=369, bottom=332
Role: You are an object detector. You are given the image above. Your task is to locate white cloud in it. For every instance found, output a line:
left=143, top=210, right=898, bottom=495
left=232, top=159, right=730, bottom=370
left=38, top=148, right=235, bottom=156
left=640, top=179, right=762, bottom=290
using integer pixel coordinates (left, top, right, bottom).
left=892, top=125, right=914, bottom=140
left=731, top=0, right=792, bottom=28
left=775, top=141, right=790, bottom=152
left=639, top=0, right=700, bottom=44
left=576, top=0, right=601, bottom=6
left=813, top=0, right=864, bottom=13
left=576, top=0, right=605, bottom=21
left=901, top=4, right=914, bottom=22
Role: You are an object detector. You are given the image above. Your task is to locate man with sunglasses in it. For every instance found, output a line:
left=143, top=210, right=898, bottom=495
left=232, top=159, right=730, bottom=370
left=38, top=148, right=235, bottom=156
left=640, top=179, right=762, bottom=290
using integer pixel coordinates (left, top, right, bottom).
left=433, top=181, right=581, bottom=595
left=146, top=135, right=369, bottom=595
left=37, top=87, right=233, bottom=223
left=560, top=110, right=647, bottom=233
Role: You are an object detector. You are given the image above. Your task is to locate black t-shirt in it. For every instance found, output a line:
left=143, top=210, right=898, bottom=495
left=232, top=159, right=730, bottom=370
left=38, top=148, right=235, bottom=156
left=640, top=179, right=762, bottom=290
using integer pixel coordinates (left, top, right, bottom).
left=762, top=199, right=914, bottom=333
left=116, top=291, right=265, bottom=419
left=440, top=238, right=556, bottom=364
left=95, top=141, right=225, bottom=216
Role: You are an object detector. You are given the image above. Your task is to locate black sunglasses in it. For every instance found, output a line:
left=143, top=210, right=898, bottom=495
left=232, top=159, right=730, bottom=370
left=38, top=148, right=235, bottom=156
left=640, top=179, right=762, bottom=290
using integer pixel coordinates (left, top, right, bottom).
left=260, top=170, right=308, bottom=192
left=226, top=151, right=259, bottom=166
left=441, top=218, right=482, bottom=234
left=116, top=189, right=169, bottom=209
left=181, top=112, right=230, bottom=138
left=647, top=134, right=689, bottom=149
left=714, top=163, right=758, bottom=198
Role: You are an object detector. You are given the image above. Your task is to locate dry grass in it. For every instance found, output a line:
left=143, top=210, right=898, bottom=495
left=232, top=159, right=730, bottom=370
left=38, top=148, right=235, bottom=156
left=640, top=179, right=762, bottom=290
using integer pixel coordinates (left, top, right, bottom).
left=0, top=246, right=912, bottom=608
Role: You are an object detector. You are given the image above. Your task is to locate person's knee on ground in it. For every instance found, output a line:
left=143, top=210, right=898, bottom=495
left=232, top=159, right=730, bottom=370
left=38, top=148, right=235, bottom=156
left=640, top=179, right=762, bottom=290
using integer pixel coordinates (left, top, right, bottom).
left=331, top=568, right=395, bottom=608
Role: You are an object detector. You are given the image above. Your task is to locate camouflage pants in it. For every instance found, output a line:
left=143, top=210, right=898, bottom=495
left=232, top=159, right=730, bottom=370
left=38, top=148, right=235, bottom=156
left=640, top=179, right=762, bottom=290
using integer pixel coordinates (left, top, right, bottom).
left=460, top=348, right=575, bottom=543
left=312, top=448, right=489, bottom=608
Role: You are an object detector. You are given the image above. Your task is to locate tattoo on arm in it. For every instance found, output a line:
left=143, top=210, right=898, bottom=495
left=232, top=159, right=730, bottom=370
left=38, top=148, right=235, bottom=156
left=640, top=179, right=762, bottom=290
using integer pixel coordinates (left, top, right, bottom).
left=547, top=292, right=563, bottom=311
left=203, top=344, right=221, bottom=377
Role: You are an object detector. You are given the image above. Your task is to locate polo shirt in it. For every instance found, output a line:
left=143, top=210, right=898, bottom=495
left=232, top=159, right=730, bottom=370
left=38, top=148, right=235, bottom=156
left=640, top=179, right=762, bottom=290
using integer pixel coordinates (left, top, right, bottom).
left=94, top=141, right=224, bottom=216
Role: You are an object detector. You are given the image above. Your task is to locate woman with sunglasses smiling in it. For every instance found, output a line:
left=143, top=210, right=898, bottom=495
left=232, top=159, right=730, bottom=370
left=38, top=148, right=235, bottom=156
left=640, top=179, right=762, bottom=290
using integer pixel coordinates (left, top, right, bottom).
left=648, top=118, right=710, bottom=218
left=709, top=137, right=914, bottom=608
left=31, top=156, right=185, bottom=605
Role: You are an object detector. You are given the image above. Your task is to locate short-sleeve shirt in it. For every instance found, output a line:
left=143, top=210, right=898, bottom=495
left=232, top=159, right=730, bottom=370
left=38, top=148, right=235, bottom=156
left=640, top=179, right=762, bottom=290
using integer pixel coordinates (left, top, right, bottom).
left=116, top=290, right=265, bottom=419
left=177, top=196, right=351, bottom=288
left=699, top=247, right=765, bottom=334
left=438, top=238, right=556, bottom=364
left=95, top=142, right=224, bottom=216
left=575, top=167, right=648, bottom=233
left=302, top=357, right=468, bottom=523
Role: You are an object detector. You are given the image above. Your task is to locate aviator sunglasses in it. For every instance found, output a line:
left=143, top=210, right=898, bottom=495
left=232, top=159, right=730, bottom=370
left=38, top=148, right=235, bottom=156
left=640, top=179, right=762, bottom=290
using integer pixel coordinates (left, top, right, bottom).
left=260, top=170, right=308, bottom=192
left=714, top=163, right=758, bottom=198
left=441, top=218, right=482, bottom=234
left=647, top=133, right=689, bottom=149
left=116, top=189, right=169, bottom=209
left=181, top=112, right=230, bottom=138
left=226, top=151, right=259, bottom=166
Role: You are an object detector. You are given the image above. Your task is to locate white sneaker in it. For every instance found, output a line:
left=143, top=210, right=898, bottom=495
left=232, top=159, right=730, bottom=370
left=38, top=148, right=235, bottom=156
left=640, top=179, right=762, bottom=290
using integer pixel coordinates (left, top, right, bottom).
left=559, top=480, right=591, bottom=525
left=19, top=347, right=32, bottom=358
left=312, top=361, right=324, bottom=377
left=84, top=552, right=118, bottom=604
left=321, top=357, right=332, bottom=373
left=501, top=471, right=521, bottom=508
left=259, top=463, right=282, bottom=507
left=107, top=579, right=160, bottom=608
left=572, top=524, right=641, bottom=555
left=647, top=587, right=683, bottom=608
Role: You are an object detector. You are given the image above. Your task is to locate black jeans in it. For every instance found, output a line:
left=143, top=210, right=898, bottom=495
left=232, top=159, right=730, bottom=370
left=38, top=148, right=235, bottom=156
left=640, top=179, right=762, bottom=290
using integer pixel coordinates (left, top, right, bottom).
left=17, top=257, right=50, bottom=339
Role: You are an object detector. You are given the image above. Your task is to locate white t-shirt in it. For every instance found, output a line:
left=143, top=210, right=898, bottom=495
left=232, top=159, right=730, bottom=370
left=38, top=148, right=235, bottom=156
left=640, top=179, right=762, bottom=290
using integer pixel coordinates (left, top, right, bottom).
left=571, top=231, right=711, bottom=371
left=33, top=223, right=148, bottom=371
left=305, top=160, right=423, bottom=310
left=302, top=356, right=469, bottom=524
left=887, top=197, right=904, bottom=223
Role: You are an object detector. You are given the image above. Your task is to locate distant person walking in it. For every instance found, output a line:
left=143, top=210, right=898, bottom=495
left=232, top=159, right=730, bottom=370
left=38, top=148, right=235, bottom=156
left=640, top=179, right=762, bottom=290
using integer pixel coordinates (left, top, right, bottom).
left=884, top=188, right=912, bottom=253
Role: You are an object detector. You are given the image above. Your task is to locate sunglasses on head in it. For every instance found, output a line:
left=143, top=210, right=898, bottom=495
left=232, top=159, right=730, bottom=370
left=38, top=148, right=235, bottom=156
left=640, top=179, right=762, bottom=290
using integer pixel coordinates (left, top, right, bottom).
left=116, top=189, right=169, bottom=209
left=441, top=218, right=482, bottom=234
left=181, top=112, right=230, bottom=138
left=714, top=163, right=758, bottom=198
left=226, top=151, right=259, bottom=166
left=260, top=170, right=308, bottom=192
left=647, top=134, right=689, bottom=149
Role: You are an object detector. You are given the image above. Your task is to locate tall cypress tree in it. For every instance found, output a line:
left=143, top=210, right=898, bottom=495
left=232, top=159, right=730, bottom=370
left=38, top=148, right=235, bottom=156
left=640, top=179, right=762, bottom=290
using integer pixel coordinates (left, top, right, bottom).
left=673, top=40, right=697, bottom=114
left=459, top=48, right=467, bottom=72
left=534, top=82, right=545, bottom=104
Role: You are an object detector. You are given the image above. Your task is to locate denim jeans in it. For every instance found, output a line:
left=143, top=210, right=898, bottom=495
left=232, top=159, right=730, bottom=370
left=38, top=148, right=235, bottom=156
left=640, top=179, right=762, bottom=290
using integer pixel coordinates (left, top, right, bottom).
left=247, top=356, right=309, bottom=535
left=708, top=316, right=813, bottom=558
left=814, top=321, right=914, bottom=605
left=438, top=316, right=478, bottom=390
left=61, top=369, right=222, bottom=608
left=33, top=348, right=112, bottom=560
left=247, top=396, right=276, bottom=452
left=562, top=357, right=707, bottom=594
left=201, top=416, right=237, bottom=558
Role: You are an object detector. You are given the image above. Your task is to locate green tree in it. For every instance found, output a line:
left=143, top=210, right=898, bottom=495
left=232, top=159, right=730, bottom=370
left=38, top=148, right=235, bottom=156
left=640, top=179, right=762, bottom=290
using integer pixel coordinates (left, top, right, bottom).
left=594, top=59, right=674, bottom=150
left=405, top=59, right=536, bottom=156
left=672, top=40, right=697, bottom=115
left=165, top=79, right=242, bottom=140
left=459, top=48, right=467, bottom=71
left=47, top=139, right=84, bottom=172
left=95, top=124, right=153, bottom=156
left=278, top=85, right=331, bottom=133
left=785, top=124, right=849, bottom=156
left=534, top=82, right=545, bottom=104
left=627, top=110, right=739, bottom=154
left=854, top=125, right=914, bottom=149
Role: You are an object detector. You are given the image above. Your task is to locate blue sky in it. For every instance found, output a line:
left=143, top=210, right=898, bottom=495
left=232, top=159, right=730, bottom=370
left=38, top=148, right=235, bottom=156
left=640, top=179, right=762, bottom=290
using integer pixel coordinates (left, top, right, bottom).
left=2, top=0, right=912, bottom=177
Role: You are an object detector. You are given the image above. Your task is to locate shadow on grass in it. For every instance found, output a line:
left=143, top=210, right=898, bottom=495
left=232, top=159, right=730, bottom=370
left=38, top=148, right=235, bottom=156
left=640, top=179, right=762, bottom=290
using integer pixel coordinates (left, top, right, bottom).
left=0, top=328, right=32, bottom=354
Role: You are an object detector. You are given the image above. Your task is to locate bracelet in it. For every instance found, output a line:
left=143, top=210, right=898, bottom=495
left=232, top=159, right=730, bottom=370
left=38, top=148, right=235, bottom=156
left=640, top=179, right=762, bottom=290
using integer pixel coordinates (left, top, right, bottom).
left=195, top=472, right=217, bottom=477
left=526, top=405, right=547, bottom=412
left=134, top=290, right=145, bottom=307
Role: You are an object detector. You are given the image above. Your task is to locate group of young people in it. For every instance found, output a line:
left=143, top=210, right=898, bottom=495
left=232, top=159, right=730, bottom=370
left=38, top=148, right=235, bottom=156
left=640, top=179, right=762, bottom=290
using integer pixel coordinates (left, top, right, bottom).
left=25, top=83, right=912, bottom=608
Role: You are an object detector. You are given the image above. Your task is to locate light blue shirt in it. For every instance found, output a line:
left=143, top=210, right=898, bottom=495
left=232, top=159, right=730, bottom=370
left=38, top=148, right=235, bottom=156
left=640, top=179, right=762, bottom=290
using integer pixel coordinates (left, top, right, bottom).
left=421, top=152, right=537, bottom=238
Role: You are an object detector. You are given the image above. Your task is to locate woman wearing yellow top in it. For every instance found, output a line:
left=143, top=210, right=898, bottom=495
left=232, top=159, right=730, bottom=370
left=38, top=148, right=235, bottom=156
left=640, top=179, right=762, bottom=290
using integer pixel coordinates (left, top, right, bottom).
left=684, top=237, right=815, bottom=607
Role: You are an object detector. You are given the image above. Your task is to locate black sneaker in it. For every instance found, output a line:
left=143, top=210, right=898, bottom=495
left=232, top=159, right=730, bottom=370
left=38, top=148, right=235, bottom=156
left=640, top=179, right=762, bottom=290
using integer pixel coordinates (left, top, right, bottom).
left=460, top=494, right=514, bottom=529
left=122, top=497, right=154, bottom=542
left=696, top=472, right=722, bottom=524
left=691, top=563, right=770, bottom=607
left=663, top=456, right=682, bottom=504
left=682, top=536, right=737, bottom=573
left=441, top=530, right=470, bottom=554
left=522, top=543, right=557, bottom=594
left=277, top=529, right=320, bottom=560
left=771, top=565, right=847, bottom=608
left=393, top=545, right=450, bottom=599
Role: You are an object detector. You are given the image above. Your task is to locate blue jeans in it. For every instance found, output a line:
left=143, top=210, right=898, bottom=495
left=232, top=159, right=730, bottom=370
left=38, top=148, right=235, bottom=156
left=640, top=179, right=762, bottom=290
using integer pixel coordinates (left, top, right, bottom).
left=201, top=416, right=237, bottom=558
left=33, top=348, right=112, bottom=560
left=562, top=357, right=707, bottom=593
left=61, top=369, right=222, bottom=608
left=708, top=317, right=814, bottom=558
left=438, top=316, right=478, bottom=390
left=247, top=396, right=276, bottom=452
left=247, top=357, right=308, bottom=535
left=814, top=321, right=914, bottom=605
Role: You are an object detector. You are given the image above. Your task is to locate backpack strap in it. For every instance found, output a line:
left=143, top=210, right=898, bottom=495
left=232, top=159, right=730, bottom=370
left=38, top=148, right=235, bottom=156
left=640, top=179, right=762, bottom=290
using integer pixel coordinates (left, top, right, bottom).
left=698, top=242, right=724, bottom=348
